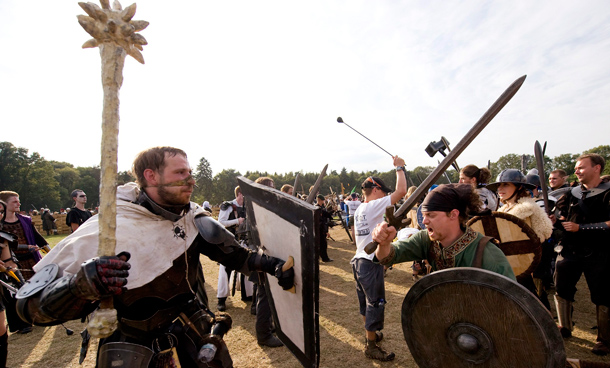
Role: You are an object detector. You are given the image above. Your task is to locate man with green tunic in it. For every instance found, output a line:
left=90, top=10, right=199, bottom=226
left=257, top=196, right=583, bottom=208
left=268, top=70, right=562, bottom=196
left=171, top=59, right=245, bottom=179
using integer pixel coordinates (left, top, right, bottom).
left=373, top=183, right=516, bottom=280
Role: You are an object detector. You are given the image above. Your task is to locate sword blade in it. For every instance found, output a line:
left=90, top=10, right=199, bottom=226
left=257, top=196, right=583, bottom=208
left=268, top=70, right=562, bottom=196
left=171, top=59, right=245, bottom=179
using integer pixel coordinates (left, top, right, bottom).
left=534, top=140, right=551, bottom=214
left=292, top=173, right=300, bottom=197
left=394, top=75, right=526, bottom=219
left=306, top=164, right=328, bottom=204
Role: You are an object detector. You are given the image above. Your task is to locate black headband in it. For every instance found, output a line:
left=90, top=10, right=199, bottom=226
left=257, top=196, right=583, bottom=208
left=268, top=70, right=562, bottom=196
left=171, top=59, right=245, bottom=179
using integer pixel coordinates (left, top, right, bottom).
left=420, top=184, right=472, bottom=214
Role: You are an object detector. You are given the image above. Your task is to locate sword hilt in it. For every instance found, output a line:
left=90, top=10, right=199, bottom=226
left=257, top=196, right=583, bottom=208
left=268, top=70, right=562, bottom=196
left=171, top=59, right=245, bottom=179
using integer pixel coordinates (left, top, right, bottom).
left=364, top=206, right=411, bottom=255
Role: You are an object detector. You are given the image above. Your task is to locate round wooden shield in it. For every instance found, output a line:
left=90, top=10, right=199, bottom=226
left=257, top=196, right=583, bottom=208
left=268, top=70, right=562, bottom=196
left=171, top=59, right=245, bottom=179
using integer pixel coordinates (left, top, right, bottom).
left=402, top=268, right=566, bottom=368
left=467, top=211, right=541, bottom=278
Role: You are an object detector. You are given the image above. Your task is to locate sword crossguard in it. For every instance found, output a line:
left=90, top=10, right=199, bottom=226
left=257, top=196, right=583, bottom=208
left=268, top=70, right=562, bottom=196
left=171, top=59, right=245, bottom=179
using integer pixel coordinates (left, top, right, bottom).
left=364, top=207, right=412, bottom=255
left=385, top=206, right=412, bottom=230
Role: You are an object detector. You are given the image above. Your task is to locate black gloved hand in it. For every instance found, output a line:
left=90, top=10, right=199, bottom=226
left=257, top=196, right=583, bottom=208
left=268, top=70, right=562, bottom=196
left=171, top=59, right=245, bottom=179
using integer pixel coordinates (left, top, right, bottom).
left=248, top=254, right=295, bottom=290
left=274, top=262, right=295, bottom=290
left=72, top=251, right=131, bottom=300
left=96, top=252, right=131, bottom=295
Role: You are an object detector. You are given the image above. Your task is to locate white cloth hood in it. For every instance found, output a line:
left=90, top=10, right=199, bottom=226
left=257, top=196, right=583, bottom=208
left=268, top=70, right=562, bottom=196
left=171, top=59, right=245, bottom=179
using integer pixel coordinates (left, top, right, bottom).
left=34, top=183, right=205, bottom=289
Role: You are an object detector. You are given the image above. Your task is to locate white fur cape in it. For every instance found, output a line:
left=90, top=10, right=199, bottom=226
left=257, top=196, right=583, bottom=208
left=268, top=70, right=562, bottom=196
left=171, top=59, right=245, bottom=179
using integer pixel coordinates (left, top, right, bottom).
left=34, top=183, right=204, bottom=289
left=498, top=197, right=553, bottom=242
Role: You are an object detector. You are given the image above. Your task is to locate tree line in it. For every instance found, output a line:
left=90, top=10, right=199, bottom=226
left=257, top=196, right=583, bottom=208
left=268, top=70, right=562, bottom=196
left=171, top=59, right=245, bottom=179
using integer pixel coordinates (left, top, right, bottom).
left=1, top=141, right=608, bottom=212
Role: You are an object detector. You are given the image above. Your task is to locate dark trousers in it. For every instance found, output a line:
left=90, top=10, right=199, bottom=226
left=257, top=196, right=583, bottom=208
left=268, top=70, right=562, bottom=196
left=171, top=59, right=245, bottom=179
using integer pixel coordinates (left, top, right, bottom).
left=253, top=275, right=273, bottom=341
left=554, top=252, right=610, bottom=306
left=0, top=332, right=7, bottom=368
left=351, top=258, right=385, bottom=332
left=320, top=235, right=330, bottom=261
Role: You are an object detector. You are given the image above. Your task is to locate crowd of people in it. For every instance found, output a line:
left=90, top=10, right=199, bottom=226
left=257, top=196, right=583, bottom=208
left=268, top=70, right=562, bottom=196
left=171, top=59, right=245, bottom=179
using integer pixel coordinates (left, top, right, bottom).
left=0, top=147, right=608, bottom=367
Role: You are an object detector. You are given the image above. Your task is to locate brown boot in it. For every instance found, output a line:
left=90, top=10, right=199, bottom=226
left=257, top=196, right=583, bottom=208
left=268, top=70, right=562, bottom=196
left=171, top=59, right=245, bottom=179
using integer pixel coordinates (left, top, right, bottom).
left=364, top=339, right=395, bottom=361
left=592, top=305, right=610, bottom=356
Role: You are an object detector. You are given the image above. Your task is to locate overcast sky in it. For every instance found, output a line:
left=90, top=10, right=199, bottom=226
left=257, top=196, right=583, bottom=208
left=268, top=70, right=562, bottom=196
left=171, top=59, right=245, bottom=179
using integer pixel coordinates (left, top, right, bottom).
left=1, top=1, right=609, bottom=176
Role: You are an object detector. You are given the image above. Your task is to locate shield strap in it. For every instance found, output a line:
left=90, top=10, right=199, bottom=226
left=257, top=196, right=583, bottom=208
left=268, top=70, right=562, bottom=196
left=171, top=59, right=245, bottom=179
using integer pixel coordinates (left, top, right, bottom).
left=472, top=236, right=494, bottom=268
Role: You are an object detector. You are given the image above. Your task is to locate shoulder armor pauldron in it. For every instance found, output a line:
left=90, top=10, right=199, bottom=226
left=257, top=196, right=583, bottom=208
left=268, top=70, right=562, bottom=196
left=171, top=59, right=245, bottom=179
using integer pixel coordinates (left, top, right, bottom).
left=194, top=214, right=237, bottom=247
left=220, top=201, right=233, bottom=211
left=571, top=181, right=610, bottom=199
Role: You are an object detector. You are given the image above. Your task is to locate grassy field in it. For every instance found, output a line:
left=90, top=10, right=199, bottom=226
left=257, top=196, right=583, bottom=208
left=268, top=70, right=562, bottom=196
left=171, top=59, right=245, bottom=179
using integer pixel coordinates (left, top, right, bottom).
left=5, top=228, right=610, bottom=367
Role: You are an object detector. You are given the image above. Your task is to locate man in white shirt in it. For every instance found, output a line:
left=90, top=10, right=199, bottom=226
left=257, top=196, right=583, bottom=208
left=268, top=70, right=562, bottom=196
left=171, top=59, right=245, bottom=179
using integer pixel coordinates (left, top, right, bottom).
left=351, top=155, right=406, bottom=361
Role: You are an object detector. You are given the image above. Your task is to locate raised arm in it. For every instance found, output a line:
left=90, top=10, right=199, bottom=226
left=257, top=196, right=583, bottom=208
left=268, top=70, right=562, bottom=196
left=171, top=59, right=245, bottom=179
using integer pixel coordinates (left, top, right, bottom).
left=390, top=156, right=407, bottom=205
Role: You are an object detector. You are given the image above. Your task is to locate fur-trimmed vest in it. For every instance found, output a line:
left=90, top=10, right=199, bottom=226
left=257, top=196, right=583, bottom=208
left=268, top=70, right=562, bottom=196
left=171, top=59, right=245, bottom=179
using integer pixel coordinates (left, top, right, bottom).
left=498, top=197, right=553, bottom=242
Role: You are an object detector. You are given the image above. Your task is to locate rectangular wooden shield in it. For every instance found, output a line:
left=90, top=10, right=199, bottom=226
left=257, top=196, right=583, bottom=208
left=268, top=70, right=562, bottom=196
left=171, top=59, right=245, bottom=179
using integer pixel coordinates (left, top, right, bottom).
left=237, top=176, right=320, bottom=368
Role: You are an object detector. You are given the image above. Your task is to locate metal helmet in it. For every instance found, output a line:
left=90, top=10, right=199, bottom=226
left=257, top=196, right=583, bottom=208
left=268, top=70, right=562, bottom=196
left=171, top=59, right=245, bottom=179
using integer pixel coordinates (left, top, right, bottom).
left=486, top=169, right=536, bottom=192
left=525, top=174, right=541, bottom=188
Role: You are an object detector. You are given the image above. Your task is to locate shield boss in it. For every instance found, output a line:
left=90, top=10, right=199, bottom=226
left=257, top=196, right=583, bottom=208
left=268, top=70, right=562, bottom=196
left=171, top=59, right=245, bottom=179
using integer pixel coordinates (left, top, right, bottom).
left=402, top=268, right=565, bottom=368
left=467, top=211, right=541, bottom=278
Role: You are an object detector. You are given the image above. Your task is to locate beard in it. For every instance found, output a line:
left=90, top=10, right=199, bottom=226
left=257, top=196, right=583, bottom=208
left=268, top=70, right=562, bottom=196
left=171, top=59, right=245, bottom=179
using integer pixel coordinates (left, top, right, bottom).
left=157, top=184, right=192, bottom=206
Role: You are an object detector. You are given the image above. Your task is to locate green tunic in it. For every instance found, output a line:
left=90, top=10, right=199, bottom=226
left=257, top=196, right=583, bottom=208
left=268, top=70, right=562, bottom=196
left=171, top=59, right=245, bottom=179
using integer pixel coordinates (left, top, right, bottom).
left=380, top=227, right=516, bottom=280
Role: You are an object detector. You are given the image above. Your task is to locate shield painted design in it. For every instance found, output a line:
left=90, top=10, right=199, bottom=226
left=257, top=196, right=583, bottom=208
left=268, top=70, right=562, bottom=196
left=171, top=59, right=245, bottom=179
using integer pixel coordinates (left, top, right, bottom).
left=237, top=176, right=320, bottom=368
left=467, top=211, right=541, bottom=278
left=402, top=267, right=566, bottom=368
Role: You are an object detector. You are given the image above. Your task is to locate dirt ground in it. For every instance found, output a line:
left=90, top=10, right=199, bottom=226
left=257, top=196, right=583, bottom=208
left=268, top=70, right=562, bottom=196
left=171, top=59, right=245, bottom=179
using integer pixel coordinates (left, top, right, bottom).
left=6, top=227, right=610, bottom=367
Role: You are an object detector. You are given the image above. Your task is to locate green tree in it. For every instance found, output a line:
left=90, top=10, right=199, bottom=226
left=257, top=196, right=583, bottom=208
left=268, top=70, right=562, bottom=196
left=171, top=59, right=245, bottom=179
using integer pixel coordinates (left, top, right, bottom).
left=53, top=164, right=81, bottom=208
left=117, top=170, right=135, bottom=185
left=74, top=166, right=101, bottom=210
left=211, top=169, right=242, bottom=204
left=193, top=157, right=213, bottom=204
left=551, top=153, right=578, bottom=181
left=53, top=164, right=80, bottom=190
left=0, top=142, right=62, bottom=211
left=411, top=166, right=435, bottom=186
left=493, top=154, right=523, bottom=174
left=338, top=168, right=351, bottom=195
left=0, top=141, right=30, bottom=191
left=21, top=158, right=61, bottom=211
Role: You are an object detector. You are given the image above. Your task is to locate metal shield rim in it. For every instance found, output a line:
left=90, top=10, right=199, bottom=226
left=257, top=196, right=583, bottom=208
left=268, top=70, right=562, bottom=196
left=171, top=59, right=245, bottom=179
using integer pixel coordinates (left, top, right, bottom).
left=401, top=267, right=566, bottom=368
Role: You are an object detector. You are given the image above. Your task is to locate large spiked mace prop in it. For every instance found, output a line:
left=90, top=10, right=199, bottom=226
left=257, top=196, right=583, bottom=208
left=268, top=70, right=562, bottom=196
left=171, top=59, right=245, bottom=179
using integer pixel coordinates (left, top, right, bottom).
left=77, top=0, right=148, bottom=338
